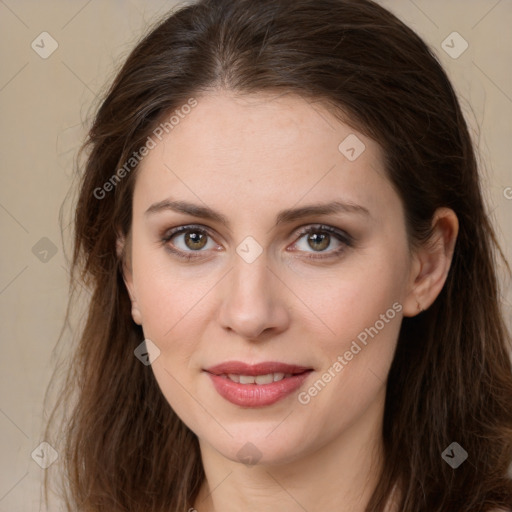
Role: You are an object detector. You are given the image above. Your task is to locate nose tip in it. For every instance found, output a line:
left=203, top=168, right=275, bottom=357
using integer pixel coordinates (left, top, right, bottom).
left=217, top=257, right=290, bottom=340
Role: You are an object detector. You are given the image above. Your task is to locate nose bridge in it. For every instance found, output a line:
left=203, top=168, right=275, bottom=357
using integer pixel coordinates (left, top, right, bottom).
left=217, top=247, right=289, bottom=339
left=232, top=253, right=270, bottom=302
left=229, top=231, right=273, bottom=303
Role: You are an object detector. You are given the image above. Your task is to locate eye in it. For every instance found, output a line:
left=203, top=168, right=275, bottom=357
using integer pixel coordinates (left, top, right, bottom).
left=160, top=225, right=218, bottom=260
left=160, top=223, right=353, bottom=261
left=289, top=224, right=353, bottom=259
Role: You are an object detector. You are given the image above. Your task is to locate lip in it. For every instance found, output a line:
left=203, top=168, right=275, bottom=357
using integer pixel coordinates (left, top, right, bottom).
left=205, top=361, right=312, bottom=376
left=204, top=361, right=313, bottom=407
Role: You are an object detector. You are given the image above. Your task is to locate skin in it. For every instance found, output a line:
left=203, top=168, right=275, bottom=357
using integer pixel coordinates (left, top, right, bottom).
left=119, top=90, right=458, bottom=512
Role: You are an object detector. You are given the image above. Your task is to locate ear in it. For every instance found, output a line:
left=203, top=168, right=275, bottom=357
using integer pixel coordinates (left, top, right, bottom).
left=116, top=233, right=143, bottom=325
left=402, top=207, right=459, bottom=317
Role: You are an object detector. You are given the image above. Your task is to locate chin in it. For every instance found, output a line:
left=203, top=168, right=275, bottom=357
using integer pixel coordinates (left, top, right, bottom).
left=203, top=427, right=312, bottom=467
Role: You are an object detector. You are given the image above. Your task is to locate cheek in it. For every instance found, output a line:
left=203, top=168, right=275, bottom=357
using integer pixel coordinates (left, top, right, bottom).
left=131, top=252, right=219, bottom=415
left=297, top=295, right=402, bottom=444
left=132, top=258, right=208, bottom=426
left=131, top=244, right=209, bottom=340
left=296, top=248, right=406, bottom=404
left=302, top=251, right=407, bottom=349
left=307, top=280, right=402, bottom=389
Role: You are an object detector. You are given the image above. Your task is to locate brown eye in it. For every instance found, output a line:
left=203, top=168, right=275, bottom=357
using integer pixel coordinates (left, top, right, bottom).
left=183, top=231, right=208, bottom=250
left=290, top=224, right=354, bottom=260
left=306, top=232, right=330, bottom=252
left=161, top=225, right=216, bottom=260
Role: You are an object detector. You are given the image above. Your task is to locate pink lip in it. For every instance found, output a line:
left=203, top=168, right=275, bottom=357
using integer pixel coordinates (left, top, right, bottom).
left=205, top=361, right=312, bottom=376
left=204, top=361, right=313, bottom=407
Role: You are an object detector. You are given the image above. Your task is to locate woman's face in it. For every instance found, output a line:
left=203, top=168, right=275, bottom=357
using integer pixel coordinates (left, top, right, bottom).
left=123, top=90, right=417, bottom=465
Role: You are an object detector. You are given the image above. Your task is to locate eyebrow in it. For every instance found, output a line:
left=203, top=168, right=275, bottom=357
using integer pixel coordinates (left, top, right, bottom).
left=144, top=198, right=370, bottom=228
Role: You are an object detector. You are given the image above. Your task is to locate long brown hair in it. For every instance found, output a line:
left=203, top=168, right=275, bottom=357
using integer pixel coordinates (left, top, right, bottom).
left=42, top=0, right=512, bottom=510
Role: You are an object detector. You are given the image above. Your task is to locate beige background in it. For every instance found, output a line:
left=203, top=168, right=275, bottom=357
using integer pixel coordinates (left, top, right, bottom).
left=0, top=1, right=511, bottom=510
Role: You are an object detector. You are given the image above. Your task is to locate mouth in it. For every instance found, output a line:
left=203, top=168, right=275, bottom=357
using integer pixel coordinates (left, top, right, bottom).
left=218, top=372, right=300, bottom=384
left=203, top=361, right=313, bottom=407
left=204, top=361, right=312, bottom=379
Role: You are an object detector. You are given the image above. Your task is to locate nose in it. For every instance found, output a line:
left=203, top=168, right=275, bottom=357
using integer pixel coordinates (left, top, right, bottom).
left=217, top=253, right=290, bottom=340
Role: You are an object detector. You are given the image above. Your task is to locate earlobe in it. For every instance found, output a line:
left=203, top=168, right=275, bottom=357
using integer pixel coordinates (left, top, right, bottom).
left=117, top=233, right=143, bottom=326
left=403, top=207, right=459, bottom=317
left=129, top=300, right=143, bottom=326
left=402, top=253, right=424, bottom=317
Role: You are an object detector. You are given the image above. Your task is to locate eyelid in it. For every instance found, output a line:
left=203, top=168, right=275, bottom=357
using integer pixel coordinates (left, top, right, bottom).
left=160, top=223, right=353, bottom=260
left=292, top=223, right=353, bottom=244
left=160, top=224, right=219, bottom=260
left=161, top=223, right=215, bottom=240
left=287, top=224, right=354, bottom=259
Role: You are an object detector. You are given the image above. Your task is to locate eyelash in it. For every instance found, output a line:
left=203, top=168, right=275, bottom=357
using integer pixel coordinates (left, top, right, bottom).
left=160, top=224, right=354, bottom=261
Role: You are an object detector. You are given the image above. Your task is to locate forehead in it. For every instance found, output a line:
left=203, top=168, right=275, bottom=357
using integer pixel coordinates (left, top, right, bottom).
left=133, top=90, right=395, bottom=221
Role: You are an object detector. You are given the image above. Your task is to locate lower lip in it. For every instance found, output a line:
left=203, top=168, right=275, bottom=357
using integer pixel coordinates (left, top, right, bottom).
left=206, top=371, right=313, bottom=407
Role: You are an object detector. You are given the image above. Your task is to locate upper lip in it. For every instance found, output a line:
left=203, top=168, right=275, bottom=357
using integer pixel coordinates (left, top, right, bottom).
left=205, top=361, right=313, bottom=376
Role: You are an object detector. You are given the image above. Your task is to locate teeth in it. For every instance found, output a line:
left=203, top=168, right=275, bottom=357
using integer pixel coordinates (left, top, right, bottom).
left=255, top=374, right=274, bottom=385
left=226, top=372, right=292, bottom=384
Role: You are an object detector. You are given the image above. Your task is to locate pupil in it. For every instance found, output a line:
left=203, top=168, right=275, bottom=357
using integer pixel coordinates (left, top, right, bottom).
left=308, top=233, right=329, bottom=251
left=186, top=232, right=206, bottom=250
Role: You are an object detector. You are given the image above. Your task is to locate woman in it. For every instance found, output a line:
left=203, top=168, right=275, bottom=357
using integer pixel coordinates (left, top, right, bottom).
left=43, top=0, right=512, bottom=510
